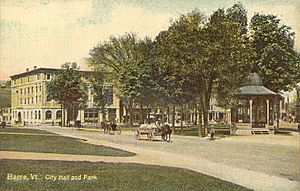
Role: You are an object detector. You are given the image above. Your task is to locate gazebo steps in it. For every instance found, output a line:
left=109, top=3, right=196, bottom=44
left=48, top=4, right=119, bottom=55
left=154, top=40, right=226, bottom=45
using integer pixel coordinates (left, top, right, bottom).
left=234, top=128, right=272, bottom=135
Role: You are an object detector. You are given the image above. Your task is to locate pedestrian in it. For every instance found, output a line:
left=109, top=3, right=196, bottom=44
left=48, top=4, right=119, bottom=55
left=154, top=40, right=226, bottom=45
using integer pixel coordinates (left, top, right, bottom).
left=1, top=120, right=6, bottom=129
left=51, top=120, right=54, bottom=127
left=210, top=126, right=215, bottom=140
left=298, top=122, right=300, bottom=135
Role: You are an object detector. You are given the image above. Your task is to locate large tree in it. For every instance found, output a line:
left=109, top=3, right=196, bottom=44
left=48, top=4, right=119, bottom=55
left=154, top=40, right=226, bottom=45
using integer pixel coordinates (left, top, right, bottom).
left=250, top=13, right=300, bottom=92
left=155, top=5, right=252, bottom=136
left=89, top=34, right=156, bottom=126
left=47, top=62, right=87, bottom=126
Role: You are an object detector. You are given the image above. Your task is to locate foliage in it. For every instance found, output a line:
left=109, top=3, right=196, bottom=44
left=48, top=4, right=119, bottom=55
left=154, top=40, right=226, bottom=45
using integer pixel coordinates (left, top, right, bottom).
left=46, top=62, right=87, bottom=125
left=154, top=5, right=252, bottom=135
left=250, top=13, right=300, bottom=92
left=0, top=81, right=11, bottom=108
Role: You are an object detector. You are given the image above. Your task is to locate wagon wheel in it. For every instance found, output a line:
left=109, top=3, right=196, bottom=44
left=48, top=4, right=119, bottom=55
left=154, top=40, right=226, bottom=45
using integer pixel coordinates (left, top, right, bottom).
left=116, top=126, right=121, bottom=135
left=135, top=130, right=140, bottom=140
left=148, top=132, right=154, bottom=141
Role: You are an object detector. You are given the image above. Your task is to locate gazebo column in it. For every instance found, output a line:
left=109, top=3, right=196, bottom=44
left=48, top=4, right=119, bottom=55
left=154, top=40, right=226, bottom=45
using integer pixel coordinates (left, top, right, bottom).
left=249, top=99, right=253, bottom=128
left=266, top=99, right=270, bottom=128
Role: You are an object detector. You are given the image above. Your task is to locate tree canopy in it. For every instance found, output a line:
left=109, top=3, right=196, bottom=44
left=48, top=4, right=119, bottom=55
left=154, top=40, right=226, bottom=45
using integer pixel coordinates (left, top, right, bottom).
left=47, top=62, right=87, bottom=126
left=250, top=13, right=300, bottom=92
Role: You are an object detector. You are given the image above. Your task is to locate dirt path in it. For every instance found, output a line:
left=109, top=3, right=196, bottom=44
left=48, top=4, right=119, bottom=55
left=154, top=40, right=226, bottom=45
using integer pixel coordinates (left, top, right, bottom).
left=1, top=126, right=299, bottom=191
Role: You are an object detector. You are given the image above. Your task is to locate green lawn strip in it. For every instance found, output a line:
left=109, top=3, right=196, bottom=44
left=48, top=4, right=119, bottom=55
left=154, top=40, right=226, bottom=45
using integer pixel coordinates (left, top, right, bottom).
left=175, top=127, right=230, bottom=137
left=0, top=134, right=135, bottom=157
left=0, top=128, right=56, bottom=135
left=0, top=159, right=251, bottom=191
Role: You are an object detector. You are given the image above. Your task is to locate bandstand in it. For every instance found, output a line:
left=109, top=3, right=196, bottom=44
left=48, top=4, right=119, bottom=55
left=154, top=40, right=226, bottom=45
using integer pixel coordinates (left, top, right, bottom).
left=230, top=73, right=282, bottom=135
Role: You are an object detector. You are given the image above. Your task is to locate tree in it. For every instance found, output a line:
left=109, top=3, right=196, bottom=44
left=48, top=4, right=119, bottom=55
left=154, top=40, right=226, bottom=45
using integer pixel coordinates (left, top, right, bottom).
left=90, top=74, right=111, bottom=123
left=155, top=5, right=252, bottom=136
left=89, top=33, right=152, bottom=126
left=47, top=62, right=87, bottom=126
left=250, top=13, right=300, bottom=92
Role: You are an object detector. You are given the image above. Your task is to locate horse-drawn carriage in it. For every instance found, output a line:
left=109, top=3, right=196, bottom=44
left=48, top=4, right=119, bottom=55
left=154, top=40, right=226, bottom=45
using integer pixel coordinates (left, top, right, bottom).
left=100, top=122, right=121, bottom=135
left=135, top=124, right=172, bottom=142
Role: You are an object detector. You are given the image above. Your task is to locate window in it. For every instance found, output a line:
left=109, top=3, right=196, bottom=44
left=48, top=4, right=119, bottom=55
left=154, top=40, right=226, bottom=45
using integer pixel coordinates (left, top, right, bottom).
left=56, top=110, right=62, bottom=119
left=27, top=97, right=30, bottom=104
left=46, top=110, right=52, bottom=120
left=46, top=94, right=51, bottom=102
left=38, top=110, right=41, bottom=120
left=28, top=87, right=30, bottom=94
left=36, top=96, right=38, bottom=102
left=24, top=98, right=26, bottom=104
left=46, top=74, right=51, bottom=80
left=35, top=111, right=37, bottom=119
left=39, top=85, right=41, bottom=92
left=31, top=87, right=33, bottom=93
left=24, top=88, right=26, bottom=95
left=31, top=111, right=33, bottom=119
left=37, top=73, right=40, bottom=80
left=36, top=86, right=38, bottom=92
left=28, top=77, right=30, bottom=82
left=31, top=97, right=33, bottom=104
left=20, top=98, right=22, bottom=104
left=39, top=95, right=41, bottom=102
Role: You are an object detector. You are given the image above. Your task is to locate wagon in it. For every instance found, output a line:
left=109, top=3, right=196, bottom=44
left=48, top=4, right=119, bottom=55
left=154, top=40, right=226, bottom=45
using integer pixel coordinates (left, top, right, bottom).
left=135, top=124, right=162, bottom=141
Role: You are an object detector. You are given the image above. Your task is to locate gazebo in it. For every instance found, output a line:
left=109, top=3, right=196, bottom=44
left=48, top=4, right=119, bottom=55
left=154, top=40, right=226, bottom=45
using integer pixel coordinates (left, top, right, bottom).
left=229, top=73, right=282, bottom=135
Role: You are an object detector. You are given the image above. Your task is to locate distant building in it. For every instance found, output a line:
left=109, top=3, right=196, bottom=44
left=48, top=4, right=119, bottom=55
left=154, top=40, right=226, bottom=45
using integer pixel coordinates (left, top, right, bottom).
left=0, top=80, right=11, bottom=123
left=10, top=66, right=120, bottom=125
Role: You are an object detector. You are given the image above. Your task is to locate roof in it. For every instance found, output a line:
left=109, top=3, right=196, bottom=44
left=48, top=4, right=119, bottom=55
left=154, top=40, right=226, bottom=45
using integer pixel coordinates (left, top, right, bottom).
left=237, top=85, right=278, bottom=96
left=236, top=73, right=279, bottom=97
left=10, top=67, right=99, bottom=79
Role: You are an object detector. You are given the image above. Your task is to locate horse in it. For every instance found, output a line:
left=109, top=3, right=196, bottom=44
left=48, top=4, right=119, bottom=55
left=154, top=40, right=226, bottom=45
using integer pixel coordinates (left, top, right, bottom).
left=161, top=124, right=172, bottom=142
left=100, top=121, right=109, bottom=134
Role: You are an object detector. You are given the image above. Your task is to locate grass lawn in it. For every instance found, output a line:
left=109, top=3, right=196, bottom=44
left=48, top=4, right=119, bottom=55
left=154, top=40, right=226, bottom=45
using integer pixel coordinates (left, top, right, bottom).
left=0, top=127, right=56, bottom=134
left=0, top=128, right=135, bottom=157
left=174, top=126, right=230, bottom=137
left=0, top=159, right=251, bottom=191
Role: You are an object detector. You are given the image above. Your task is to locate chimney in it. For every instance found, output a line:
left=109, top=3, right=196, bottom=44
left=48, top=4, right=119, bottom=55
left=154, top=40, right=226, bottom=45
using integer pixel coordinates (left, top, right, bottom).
left=33, top=66, right=37, bottom=69
left=26, top=68, right=29, bottom=72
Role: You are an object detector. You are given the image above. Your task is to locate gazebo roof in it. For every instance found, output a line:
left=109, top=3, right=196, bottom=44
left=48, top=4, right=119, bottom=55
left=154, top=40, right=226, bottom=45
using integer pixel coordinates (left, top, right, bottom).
left=236, top=73, right=279, bottom=96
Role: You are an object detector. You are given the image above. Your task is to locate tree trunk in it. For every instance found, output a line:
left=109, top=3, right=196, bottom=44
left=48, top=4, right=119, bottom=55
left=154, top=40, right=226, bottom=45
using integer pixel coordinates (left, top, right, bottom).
left=129, top=99, right=133, bottom=128
left=161, top=107, right=165, bottom=125
left=198, top=102, right=203, bottom=137
left=125, top=106, right=128, bottom=125
left=140, top=104, right=143, bottom=124
left=194, top=103, right=198, bottom=125
left=167, top=106, right=170, bottom=123
left=146, top=105, right=150, bottom=123
left=60, top=103, right=63, bottom=127
left=172, top=105, right=176, bottom=134
left=180, top=105, right=183, bottom=129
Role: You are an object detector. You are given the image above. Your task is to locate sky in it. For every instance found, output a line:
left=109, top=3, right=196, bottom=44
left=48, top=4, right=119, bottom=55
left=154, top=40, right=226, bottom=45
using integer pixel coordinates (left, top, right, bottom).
left=0, top=0, right=299, bottom=80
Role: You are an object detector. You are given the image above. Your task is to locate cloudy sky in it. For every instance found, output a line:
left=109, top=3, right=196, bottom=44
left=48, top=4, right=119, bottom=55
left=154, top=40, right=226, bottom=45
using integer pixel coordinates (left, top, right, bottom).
left=0, top=0, right=299, bottom=80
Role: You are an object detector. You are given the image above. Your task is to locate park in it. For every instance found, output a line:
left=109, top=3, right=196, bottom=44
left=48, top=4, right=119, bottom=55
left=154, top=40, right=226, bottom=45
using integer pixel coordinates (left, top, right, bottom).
left=1, top=1, right=300, bottom=191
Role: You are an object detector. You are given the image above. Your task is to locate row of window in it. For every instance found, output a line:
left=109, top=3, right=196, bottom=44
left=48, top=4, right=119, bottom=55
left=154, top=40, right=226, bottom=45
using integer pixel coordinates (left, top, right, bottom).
left=17, top=85, right=42, bottom=95
left=13, top=73, right=52, bottom=85
left=20, top=96, right=42, bottom=105
left=13, top=110, right=61, bottom=120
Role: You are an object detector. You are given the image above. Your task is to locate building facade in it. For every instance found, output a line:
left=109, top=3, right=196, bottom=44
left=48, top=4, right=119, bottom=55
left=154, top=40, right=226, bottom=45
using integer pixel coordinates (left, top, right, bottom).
left=10, top=67, right=121, bottom=125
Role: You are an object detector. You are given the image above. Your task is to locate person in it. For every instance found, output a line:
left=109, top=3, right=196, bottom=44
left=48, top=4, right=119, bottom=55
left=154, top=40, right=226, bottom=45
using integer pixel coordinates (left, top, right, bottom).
left=51, top=120, right=55, bottom=127
left=1, top=120, right=6, bottom=129
left=210, top=126, right=215, bottom=140
left=298, top=122, right=300, bottom=135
